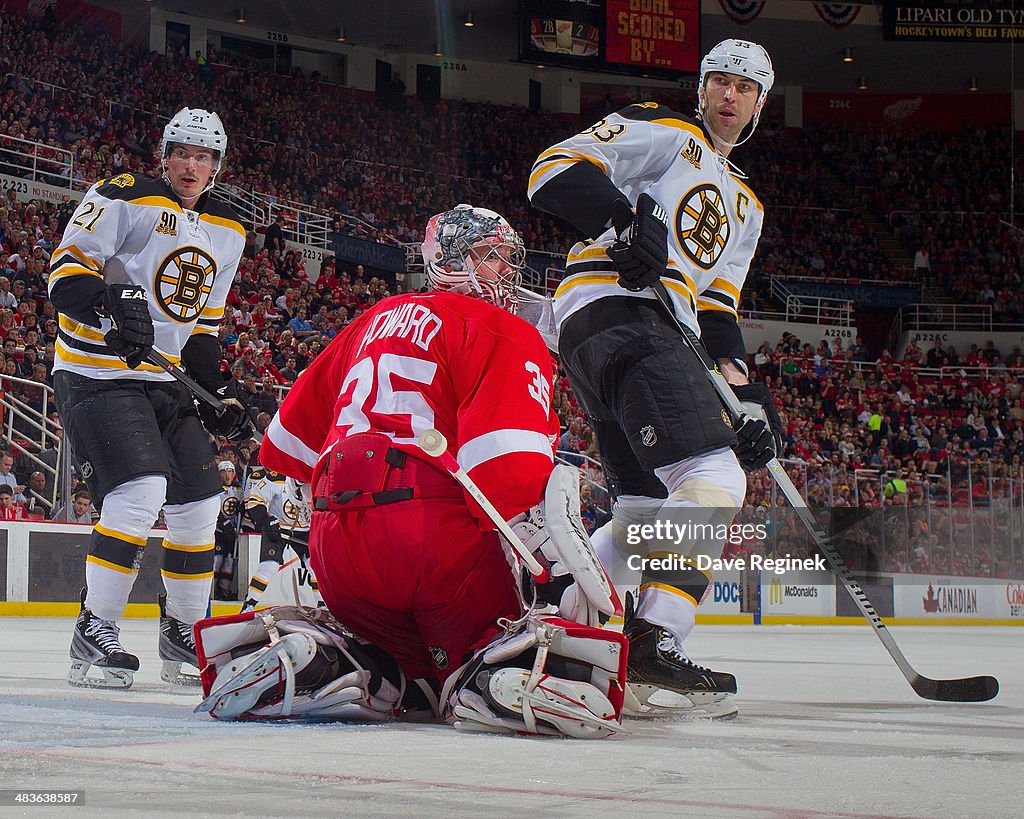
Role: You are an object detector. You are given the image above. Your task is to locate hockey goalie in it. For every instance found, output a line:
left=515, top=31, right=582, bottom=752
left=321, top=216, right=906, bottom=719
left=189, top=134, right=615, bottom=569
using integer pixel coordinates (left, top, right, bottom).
left=194, top=205, right=626, bottom=738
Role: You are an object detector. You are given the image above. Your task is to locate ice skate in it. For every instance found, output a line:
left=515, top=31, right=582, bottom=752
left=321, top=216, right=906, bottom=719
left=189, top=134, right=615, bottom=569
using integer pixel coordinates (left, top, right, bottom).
left=68, top=588, right=139, bottom=689
left=624, top=617, right=738, bottom=720
left=158, top=594, right=201, bottom=687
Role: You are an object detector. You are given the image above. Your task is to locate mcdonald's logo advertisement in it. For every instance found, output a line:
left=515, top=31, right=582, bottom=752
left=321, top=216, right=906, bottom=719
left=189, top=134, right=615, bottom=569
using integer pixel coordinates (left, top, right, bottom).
left=767, top=578, right=819, bottom=606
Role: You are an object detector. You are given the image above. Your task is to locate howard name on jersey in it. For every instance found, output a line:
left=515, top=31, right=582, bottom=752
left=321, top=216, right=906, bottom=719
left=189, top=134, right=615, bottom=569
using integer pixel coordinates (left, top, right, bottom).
left=260, top=292, right=559, bottom=525
left=528, top=103, right=763, bottom=336
left=48, top=172, right=245, bottom=381
left=244, top=468, right=310, bottom=535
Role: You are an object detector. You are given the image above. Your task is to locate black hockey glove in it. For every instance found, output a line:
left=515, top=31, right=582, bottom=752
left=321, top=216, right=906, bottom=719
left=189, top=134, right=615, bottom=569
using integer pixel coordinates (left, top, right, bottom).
left=197, top=378, right=255, bottom=443
left=607, top=193, right=670, bottom=292
left=102, top=283, right=154, bottom=369
left=730, top=383, right=783, bottom=473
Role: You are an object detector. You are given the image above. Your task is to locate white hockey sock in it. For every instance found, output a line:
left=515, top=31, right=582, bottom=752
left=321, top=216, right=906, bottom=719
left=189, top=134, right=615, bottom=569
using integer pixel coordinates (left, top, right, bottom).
left=84, top=562, right=137, bottom=623
left=635, top=586, right=697, bottom=645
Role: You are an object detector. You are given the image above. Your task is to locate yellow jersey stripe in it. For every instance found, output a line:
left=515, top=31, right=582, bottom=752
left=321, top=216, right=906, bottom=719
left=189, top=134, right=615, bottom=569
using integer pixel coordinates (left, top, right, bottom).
left=709, top=277, right=741, bottom=302
left=639, top=581, right=700, bottom=608
left=161, top=569, right=215, bottom=581
left=554, top=273, right=618, bottom=298
left=49, top=265, right=104, bottom=285
left=566, top=246, right=613, bottom=264
left=131, top=196, right=184, bottom=213
left=162, top=540, right=215, bottom=553
left=95, top=522, right=148, bottom=546
left=696, top=299, right=738, bottom=317
left=200, top=212, right=246, bottom=238
left=86, top=555, right=135, bottom=575
left=200, top=305, right=225, bottom=319
left=650, top=118, right=706, bottom=141
left=58, top=314, right=105, bottom=342
left=52, top=244, right=102, bottom=270
left=55, top=338, right=179, bottom=372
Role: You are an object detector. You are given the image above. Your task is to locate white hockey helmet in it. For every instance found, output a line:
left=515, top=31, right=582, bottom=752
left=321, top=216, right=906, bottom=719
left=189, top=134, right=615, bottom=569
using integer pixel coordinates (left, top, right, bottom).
left=160, top=107, right=228, bottom=192
left=421, top=204, right=525, bottom=313
left=698, top=39, right=774, bottom=145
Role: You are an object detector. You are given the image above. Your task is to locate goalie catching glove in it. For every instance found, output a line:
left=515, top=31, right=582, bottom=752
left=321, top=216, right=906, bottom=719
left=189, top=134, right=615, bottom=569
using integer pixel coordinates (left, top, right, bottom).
left=102, top=283, right=154, bottom=369
left=730, top=382, right=783, bottom=472
left=608, top=192, right=670, bottom=292
left=508, top=464, right=621, bottom=626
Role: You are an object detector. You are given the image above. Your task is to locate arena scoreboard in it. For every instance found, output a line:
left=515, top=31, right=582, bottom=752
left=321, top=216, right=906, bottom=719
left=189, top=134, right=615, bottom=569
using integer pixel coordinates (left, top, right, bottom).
left=519, top=0, right=699, bottom=78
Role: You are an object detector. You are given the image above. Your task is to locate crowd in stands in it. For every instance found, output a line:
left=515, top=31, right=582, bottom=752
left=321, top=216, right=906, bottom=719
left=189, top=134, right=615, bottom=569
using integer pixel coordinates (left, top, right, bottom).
left=1, top=10, right=1023, bottom=578
left=814, top=121, right=1024, bottom=321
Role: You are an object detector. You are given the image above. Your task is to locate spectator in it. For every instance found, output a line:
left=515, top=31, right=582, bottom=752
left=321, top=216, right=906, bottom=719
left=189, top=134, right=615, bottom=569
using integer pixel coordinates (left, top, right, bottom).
left=0, top=483, right=27, bottom=519
left=0, top=453, right=25, bottom=502
left=52, top=489, right=95, bottom=524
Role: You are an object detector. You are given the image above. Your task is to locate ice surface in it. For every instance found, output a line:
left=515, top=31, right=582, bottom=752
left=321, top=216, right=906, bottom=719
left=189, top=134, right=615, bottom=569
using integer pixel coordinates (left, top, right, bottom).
left=0, top=619, right=1020, bottom=818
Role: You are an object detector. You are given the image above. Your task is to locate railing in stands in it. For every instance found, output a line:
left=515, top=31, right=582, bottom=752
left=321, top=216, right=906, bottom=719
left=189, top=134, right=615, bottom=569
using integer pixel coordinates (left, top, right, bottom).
left=769, top=277, right=853, bottom=325
left=0, top=131, right=76, bottom=190
left=884, top=303, right=1017, bottom=354
left=0, top=373, right=75, bottom=521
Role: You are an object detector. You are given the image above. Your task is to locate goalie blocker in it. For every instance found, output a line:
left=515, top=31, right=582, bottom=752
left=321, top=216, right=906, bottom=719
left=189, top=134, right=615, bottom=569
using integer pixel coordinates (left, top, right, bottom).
left=193, top=605, right=627, bottom=738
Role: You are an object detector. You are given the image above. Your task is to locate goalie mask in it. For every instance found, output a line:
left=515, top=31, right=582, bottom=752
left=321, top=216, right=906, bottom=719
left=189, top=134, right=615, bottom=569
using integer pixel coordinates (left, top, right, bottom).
left=159, top=107, right=228, bottom=194
left=421, top=205, right=525, bottom=313
left=697, top=39, right=774, bottom=149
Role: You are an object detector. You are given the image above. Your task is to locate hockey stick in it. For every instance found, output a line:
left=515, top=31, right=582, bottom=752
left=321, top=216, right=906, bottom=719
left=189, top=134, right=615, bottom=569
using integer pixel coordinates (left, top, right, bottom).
left=417, top=429, right=550, bottom=582
left=147, top=350, right=226, bottom=411
left=147, top=350, right=261, bottom=442
left=650, top=282, right=998, bottom=702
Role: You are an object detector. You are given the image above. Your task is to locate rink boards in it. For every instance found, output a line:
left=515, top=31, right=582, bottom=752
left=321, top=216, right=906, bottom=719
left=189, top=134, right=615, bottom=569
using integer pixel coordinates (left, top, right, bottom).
left=1, top=520, right=1022, bottom=624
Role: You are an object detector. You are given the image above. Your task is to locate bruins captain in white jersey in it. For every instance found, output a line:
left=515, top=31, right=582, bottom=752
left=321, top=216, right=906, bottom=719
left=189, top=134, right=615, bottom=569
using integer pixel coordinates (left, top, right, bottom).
left=529, top=40, right=782, bottom=718
left=51, top=107, right=250, bottom=690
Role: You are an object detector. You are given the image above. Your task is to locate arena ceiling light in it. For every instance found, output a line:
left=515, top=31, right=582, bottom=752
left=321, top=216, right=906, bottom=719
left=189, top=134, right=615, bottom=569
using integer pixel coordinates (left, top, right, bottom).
left=841, top=47, right=854, bottom=63
left=969, top=77, right=978, bottom=92
left=463, top=11, right=475, bottom=27
left=433, top=43, right=443, bottom=56
left=857, top=76, right=868, bottom=90
left=236, top=7, right=246, bottom=24
left=336, top=27, right=346, bottom=43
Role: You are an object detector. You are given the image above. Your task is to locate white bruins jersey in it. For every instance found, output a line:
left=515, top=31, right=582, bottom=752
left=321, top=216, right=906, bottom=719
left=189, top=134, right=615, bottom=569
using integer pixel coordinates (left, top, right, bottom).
left=528, top=103, right=763, bottom=336
left=49, top=172, right=245, bottom=380
left=244, top=468, right=311, bottom=535
left=219, top=481, right=244, bottom=526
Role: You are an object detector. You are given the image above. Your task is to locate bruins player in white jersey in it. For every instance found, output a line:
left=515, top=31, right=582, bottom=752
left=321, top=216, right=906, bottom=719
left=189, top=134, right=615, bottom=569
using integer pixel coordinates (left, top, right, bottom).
left=51, top=107, right=251, bottom=689
left=240, top=467, right=316, bottom=611
left=529, top=40, right=781, bottom=717
left=213, top=460, right=244, bottom=600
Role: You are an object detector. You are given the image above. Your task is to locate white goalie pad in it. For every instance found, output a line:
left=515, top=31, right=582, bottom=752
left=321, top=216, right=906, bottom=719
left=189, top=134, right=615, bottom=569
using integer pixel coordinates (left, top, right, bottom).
left=510, top=465, right=621, bottom=622
left=442, top=614, right=628, bottom=739
left=193, top=606, right=406, bottom=722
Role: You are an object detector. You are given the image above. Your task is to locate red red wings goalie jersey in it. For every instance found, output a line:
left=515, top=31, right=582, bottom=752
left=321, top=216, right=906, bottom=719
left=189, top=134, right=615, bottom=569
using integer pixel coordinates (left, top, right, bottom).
left=260, top=292, right=559, bottom=524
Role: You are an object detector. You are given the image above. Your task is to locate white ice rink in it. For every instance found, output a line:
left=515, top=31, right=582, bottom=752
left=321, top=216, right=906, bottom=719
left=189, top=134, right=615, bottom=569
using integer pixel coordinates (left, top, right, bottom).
left=0, top=620, right=1020, bottom=818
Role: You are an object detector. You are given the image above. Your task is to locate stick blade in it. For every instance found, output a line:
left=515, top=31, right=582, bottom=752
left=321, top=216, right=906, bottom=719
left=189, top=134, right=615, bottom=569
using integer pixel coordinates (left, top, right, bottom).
left=911, top=674, right=999, bottom=703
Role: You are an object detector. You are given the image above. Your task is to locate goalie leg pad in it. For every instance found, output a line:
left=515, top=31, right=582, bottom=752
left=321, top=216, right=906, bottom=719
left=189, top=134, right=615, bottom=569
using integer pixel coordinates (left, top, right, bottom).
left=444, top=614, right=627, bottom=739
left=193, top=605, right=411, bottom=721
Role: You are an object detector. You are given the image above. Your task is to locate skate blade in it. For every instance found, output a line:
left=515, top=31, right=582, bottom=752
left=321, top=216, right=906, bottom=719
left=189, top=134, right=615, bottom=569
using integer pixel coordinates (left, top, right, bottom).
left=68, top=661, right=134, bottom=690
left=160, top=660, right=201, bottom=687
left=624, top=684, right=738, bottom=721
